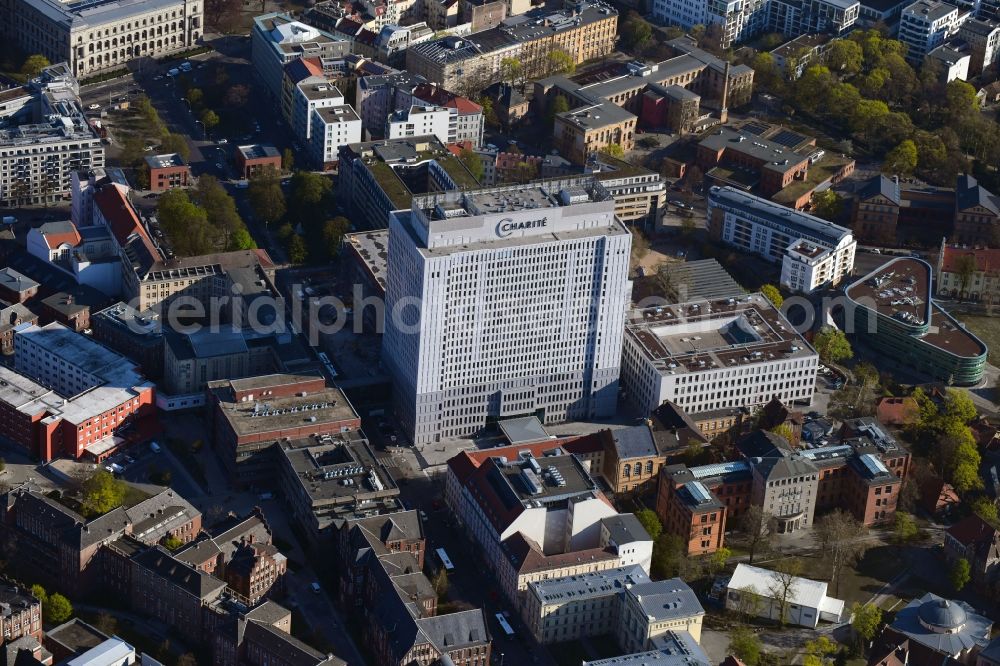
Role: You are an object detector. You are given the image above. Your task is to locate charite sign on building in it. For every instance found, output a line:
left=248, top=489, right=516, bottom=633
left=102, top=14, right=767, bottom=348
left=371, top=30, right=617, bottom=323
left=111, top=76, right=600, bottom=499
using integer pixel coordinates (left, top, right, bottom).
left=383, top=181, right=634, bottom=445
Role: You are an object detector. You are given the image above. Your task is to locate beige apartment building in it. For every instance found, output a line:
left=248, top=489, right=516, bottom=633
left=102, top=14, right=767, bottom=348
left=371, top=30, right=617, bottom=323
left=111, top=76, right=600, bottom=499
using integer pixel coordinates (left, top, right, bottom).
left=405, top=0, right=617, bottom=92
left=8, top=0, right=203, bottom=79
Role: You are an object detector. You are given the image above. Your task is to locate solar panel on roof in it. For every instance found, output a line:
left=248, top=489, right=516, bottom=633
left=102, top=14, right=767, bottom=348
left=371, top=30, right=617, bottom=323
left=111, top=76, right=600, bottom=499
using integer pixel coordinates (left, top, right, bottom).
left=690, top=461, right=750, bottom=479
left=859, top=453, right=890, bottom=476
left=685, top=481, right=712, bottom=503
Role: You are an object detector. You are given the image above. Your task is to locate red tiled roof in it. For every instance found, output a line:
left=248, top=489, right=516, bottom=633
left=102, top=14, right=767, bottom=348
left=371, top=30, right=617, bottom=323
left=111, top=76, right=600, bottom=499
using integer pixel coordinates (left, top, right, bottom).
left=941, top=245, right=1000, bottom=274
left=93, top=185, right=158, bottom=259
left=447, top=435, right=600, bottom=482
left=946, top=514, right=999, bottom=547
left=876, top=397, right=919, bottom=425
left=411, top=83, right=482, bottom=114
left=42, top=227, right=81, bottom=250
left=446, top=141, right=473, bottom=156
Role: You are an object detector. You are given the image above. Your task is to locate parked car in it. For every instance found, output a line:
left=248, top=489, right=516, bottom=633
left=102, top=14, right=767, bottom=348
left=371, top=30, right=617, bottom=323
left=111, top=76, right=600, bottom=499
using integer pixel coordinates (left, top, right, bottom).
left=87, top=103, right=100, bottom=110
left=217, top=139, right=228, bottom=144
left=311, top=582, right=321, bottom=594
left=149, top=441, right=162, bottom=453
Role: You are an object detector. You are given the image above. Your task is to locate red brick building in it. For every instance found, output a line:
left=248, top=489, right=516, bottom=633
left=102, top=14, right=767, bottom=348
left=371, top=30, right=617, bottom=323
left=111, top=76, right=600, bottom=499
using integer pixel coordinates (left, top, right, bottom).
left=235, top=144, right=282, bottom=180
left=0, top=268, right=39, bottom=304
left=207, top=373, right=362, bottom=486
left=145, top=153, right=191, bottom=192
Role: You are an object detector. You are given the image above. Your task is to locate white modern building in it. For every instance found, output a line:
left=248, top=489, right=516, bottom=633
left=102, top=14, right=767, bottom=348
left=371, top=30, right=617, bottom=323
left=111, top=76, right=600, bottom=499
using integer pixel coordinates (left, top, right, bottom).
left=620, top=293, right=819, bottom=415
left=0, top=64, right=104, bottom=206
left=290, top=79, right=346, bottom=142
left=383, top=179, right=632, bottom=444
left=957, top=17, right=1000, bottom=74
left=766, top=0, right=860, bottom=37
left=386, top=104, right=452, bottom=143
left=725, top=563, right=845, bottom=628
left=66, top=638, right=137, bottom=666
left=707, top=186, right=856, bottom=294
left=7, top=0, right=202, bottom=78
left=898, top=0, right=966, bottom=63
left=927, top=43, right=971, bottom=80
left=309, top=104, right=362, bottom=169
left=652, top=0, right=768, bottom=48
left=251, top=13, right=350, bottom=100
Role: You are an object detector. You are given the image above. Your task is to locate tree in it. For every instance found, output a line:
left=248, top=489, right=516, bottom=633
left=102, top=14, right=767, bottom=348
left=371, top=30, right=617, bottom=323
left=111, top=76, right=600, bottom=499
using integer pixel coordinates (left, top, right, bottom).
left=500, top=57, right=523, bottom=87
left=79, top=470, right=126, bottom=518
left=0, top=458, right=6, bottom=473
left=813, top=326, right=852, bottom=365
left=817, top=510, right=869, bottom=598
left=893, top=511, right=919, bottom=544
left=288, top=171, right=332, bottom=224
left=733, top=585, right=764, bottom=623
left=708, top=546, right=732, bottom=575
left=946, top=79, right=978, bottom=117
left=752, top=52, right=782, bottom=93
left=200, top=109, right=220, bottom=132
left=953, top=254, right=978, bottom=299
left=44, top=593, right=72, bottom=624
left=601, top=143, right=625, bottom=159
left=282, top=148, right=295, bottom=173
left=729, top=626, right=763, bottom=665
left=287, top=234, right=307, bottom=264
left=158, top=189, right=212, bottom=256
left=803, top=636, right=838, bottom=666
left=322, top=217, right=351, bottom=259
left=882, top=139, right=918, bottom=175
left=30, top=585, right=46, bottom=605
left=739, top=506, right=774, bottom=564
left=654, top=261, right=675, bottom=299
left=768, top=558, right=802, bottom=626
left=548, top=49, right=575, bottom=76
left=547, top=94, right=570, bottom=128
left=224, top=84, right=250, bottom=108
left=20, top=54, right=50, bottom=80
left=458, top=148, right=484, bottom=182
left=185, top=87, right=204, bottom=109
left=621, top=12, right=653, bottom=52
left=248, top=173, right=286, bottom=225
left=635, top=509, right=663, bottom=540
left=431, top=568, right=448, bottom=599
left=811, top=190, right=843, bottom=221
left=950, top=558, right=971, bottom=591
left=160, top=133, right=190, bottom=162
left=651, top=533, right=686, bottom=580
left=851, top=602, right=883, bottom=645
left=229, top=227, right=257, bottom=251
left=826, top=39, right=863, bottom=77
left=943, top=389, right=977, bottom=423
left=175, top=654, right=198, bottom=666
left=760, top=284, right=783, bottom=308
left=205, top=0, right=242, bottom=32
left=163, top=535, right=184, bottom=550
left=769, top=423, right=795, bottom=443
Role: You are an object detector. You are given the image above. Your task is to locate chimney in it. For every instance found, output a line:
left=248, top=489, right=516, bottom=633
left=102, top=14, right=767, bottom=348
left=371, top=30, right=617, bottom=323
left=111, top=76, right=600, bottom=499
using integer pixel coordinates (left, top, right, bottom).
left=719, top=61, right=731, bottom=123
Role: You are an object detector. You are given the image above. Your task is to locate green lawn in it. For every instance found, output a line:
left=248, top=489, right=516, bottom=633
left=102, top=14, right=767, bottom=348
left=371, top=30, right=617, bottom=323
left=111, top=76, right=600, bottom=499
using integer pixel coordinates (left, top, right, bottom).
left=956, top=315, right=1000, bottom=365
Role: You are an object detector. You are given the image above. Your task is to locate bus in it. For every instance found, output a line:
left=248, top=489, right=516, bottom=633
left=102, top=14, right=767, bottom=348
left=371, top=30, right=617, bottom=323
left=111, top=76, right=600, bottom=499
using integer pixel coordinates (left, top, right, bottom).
left=435, top=548, right=454, bottom=573
left=495, top=612, right=515, bottom=637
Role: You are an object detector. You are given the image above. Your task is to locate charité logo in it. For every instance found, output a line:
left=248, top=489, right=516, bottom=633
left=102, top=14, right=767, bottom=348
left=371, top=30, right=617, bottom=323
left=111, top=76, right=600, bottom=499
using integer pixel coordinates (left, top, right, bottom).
left=495, top=216, right=548, bottom=238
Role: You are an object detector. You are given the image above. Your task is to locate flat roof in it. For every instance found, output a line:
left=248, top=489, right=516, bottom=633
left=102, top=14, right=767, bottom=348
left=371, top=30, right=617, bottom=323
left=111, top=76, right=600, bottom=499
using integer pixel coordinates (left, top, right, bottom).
left=344, top=230, right=388, bottom=291
left=709, top=186, right=853, bottom=248
left=699, top=127, right=810, bottom=175
left=498, top=416, right=552, bottom=444
left=277, top=432, right=397, bottom=504
left=238, top=144, right=281, bottom=160
left=624, top=293, right=816, bottom=375
left=530, top=565, right=649, bottom=605
left=846, top=257, right=987, bottom=359
left=213, top=386, right=357, bottom=437
left=144, top=153, right=185, bottom=169
left=314, top=104, right=360, bottom=124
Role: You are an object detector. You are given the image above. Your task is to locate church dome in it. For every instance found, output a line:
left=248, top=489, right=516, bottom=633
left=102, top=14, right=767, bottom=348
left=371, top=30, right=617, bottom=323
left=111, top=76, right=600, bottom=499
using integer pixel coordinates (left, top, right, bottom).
left=918, top=598, right=968, bottom=634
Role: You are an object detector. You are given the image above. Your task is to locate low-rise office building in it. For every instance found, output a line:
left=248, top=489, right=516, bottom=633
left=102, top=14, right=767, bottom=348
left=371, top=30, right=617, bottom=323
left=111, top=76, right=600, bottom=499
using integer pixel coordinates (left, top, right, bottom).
left=145, top=153, right=190, bottom=192
left=207, top=373, right=362, bottom=486
left=90, top=302, right=163, bottom=379
left=844, top=257, right=988, bottom=385
left=620, top=293, right=819, bottom=416
left=277, top=432, right=401, bottom=542
left=235, top=144, right=282, bottom=180
left=0, top=322, right=156, bottom=461
left=708, top=186, right=857, bottom=293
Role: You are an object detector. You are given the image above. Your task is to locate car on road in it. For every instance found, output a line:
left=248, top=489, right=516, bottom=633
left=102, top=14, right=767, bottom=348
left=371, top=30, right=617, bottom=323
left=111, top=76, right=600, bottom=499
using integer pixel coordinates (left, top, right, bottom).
left=87, top=103, right=100, bottom=110
left=310, top=582, right=321, bottom=594
left=144, top=145, right=155, bottom=151
left=154, top=75, right=164, bottom=81
left=167, top=68, right=180, bottom=77
left=669, top=199, right=690, bottom=209
left=180, top=62, right=193, bottom=72
left=143, top=193, right=158, bottom=199
left=215, top=162, right=223, bottom=170
left=149, top=441, right=162, bottom=453
left=218, top=139, right=228, bottom=144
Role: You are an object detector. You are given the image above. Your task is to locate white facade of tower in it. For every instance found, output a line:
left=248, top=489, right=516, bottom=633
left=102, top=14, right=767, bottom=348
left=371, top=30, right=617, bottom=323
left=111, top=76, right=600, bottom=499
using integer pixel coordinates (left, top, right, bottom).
left=383, top=181, right=632, bottom=444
